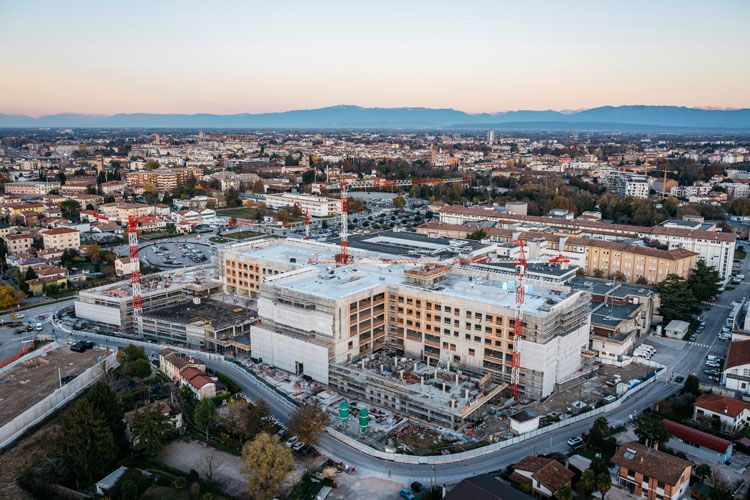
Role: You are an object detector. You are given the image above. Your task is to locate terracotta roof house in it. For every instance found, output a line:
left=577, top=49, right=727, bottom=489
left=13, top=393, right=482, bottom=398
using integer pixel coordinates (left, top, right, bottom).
left=722, top=339, right=750, bottom=396
left=446, top=474, right=534, bottom=500
left=509, top=456, right=574, bottom=497
left=612, top=441, right=691, bottom=500
left=693, top=393, right=750, bottom=433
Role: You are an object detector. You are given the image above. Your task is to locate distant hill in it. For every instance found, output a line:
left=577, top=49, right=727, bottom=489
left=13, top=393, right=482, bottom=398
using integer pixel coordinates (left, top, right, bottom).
left=1, top=105, right=749, bottom=130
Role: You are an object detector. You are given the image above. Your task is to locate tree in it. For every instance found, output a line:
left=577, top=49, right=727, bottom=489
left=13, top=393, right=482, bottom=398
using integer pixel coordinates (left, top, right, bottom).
left=577, top=468, right=597, bottom=497
left=241, top=432, right=293, bottom=500
left=688, top=260, right=721, bottom=301
left=587, top=417, right=609, bottom=451
left=25, top=266, right=37, bottom=281
left=59, top=199, right=82, bottom=222
left=634, top=409, right=669, bottom=449
left=87, top=381, right=126, bottom=449
left=0, top=284, right=24, bottom=308
left=554, top=484, right=572, bottom=500
left=393, top=195, right=406, bottom=209
left=596, top=473, right=612, bottom=495
left=130, top=404, right=174, bottom=456
left=680, top=374, right=701, bottom=397
left=730, top=198, right=750, bottom=216
left=145, top=160, right=160, bottom=170
left=59, top=399, right=118, bottom=485
left=288, top=402, right=329, bottom=445
left=224, top=187, right=242, bottom=208
left=695, top=463, right=711, bottom=483
left=201, top=448, right=225, bottom=486
left=251, top=179, right=265, bottom=193
left=276, top=209, right=290, bottom=223
left=193, top=398, right=216, bottom=442
left=60, top=248, right=81, bottom=270
left=466, top=229, right=487, bottom=240
left=116, top=344, right=151, bottom=378
left=656, top=274, right=698, bottom=324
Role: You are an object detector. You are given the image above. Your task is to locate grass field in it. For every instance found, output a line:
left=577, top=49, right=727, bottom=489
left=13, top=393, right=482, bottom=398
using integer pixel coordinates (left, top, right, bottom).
left=224, top=230, right=262, bottom=241
left=216, top=207, right=260, bottom=219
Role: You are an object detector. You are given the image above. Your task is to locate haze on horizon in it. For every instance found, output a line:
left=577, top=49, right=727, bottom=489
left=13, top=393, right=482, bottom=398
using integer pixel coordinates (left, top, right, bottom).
left=0, top=0, right=748, bottom=116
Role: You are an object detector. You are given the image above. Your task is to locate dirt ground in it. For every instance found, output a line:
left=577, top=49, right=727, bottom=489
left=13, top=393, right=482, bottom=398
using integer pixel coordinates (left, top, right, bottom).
left=329, top=473, right=406, bottom=500
left=0, top=412, right=62, bottom=499
left=0, top=346, right=108, bottom=427
left=159, top=439, right=328, bottom=498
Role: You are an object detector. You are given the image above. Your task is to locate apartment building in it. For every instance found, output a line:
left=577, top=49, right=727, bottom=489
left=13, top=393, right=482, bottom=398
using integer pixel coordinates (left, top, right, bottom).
left=126, top=167, right=203, bottom=193
left=3, top=233, right=34, bottom=254
left=224, top=238, right=591, bottom=400
left=604, top=172, right=650, bottom=199
left=4, top=181, right=61, bottom=195
left=263, top=192, right=341, bottom=217
left=436, top=206, right=736, bottom=282
left=97, top=202, right=170, bottom=224
left=40, top=227, right=80, bottom=250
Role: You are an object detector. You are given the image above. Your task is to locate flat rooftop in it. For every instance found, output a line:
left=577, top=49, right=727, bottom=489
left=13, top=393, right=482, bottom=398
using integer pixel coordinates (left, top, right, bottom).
left=343, top=230, right=491, bottom=258
left=80, top=264, right=219, bottom=299
left=568, top=276, right=654, bottom=299
left=143, top=298, right=257, bottom=330
left=590, top=301, right=640, bottom=327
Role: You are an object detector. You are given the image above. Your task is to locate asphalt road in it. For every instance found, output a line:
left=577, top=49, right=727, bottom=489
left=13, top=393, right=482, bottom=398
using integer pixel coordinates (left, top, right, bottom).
left=0, top=299, right=73, bottom=362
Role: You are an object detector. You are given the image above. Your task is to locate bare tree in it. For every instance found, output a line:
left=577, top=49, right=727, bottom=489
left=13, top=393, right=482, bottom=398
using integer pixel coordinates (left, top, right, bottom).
left=201, top=447, right=224, bottom=487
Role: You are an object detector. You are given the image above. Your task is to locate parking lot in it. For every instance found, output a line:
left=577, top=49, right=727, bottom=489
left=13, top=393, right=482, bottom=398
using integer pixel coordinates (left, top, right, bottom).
left=141, top=241, right=214, bottom=269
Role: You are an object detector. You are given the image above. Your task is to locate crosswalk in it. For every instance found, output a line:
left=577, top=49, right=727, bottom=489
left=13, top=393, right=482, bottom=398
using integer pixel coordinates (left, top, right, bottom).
left=687, top=341, right=712, bottom=349
left=700, top=302, right=733, bottom=309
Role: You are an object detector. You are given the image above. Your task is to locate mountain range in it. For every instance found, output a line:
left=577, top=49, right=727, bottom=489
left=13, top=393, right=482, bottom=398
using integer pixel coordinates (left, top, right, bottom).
left=1, top=105, right=749, bottom=131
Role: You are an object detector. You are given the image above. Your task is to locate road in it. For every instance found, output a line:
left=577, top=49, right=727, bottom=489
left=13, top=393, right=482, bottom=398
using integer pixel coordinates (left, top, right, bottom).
left=65, top=330, right=678, bottom=485
left=0, top=299, right=73, bottom=362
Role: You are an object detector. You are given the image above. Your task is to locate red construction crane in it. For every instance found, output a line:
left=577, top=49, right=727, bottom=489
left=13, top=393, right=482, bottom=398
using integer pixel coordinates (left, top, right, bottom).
left=509, top=238, right=526, bottom=400
left=304, top=209, right=310, bottom=240
left=547, top=236, right=570, bottom=269
left=128, top=215, right=144, bottom=334
left=322, top=176, right=471, bottom=265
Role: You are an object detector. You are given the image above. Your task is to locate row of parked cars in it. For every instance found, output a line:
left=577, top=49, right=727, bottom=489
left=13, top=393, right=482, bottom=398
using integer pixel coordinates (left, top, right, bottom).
left=633, top=344, right=656, bottom=360
left=70, top=340, right=94, bottom=352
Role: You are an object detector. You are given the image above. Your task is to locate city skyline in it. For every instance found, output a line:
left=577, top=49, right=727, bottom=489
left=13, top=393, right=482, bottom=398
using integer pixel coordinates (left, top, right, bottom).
left=1, top=0, right=749, bottom=115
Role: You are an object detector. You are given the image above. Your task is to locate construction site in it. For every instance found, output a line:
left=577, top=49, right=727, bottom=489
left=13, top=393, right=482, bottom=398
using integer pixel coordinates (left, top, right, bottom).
left=329, top=349, right=506, bottom=429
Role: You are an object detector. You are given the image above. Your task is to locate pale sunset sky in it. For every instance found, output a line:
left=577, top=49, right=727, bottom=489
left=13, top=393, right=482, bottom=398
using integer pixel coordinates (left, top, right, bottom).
left=0, top=0, right=748, bottom=115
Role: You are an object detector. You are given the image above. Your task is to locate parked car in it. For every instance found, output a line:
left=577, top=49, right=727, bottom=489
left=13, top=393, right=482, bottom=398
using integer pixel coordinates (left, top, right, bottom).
left=674, top=376, right=685, bottom=383
left=284, top=436, right=298, bottom=448
left=411, top=481, right=427, bottom=493
left=567, top=436, right=584, bottom=447
left=704, top=369, right=720, bottom=376
left=400, top=488, right=416, bottom=500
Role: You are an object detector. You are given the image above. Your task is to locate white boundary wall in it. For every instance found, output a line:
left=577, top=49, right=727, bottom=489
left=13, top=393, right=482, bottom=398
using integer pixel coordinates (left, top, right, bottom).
left=0, top=352, right=119, bottom=449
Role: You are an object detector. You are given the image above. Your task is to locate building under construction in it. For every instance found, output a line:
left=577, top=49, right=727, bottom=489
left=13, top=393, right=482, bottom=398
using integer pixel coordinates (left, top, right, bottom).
left=329, top=350, right=505, bottom=429
left=238, top=238, right=592, bottom=401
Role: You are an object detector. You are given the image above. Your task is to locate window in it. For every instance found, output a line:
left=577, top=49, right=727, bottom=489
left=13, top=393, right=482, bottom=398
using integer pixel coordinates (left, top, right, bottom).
left=469, top=348, right=475, bottom=356
left=657, top=481, right=665, bottom=489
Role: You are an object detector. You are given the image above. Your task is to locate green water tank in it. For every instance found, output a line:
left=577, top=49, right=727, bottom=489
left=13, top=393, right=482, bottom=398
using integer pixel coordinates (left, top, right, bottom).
left=339, top=401, right=349, bottom=423
left=359, top=408, right=369, bottom=433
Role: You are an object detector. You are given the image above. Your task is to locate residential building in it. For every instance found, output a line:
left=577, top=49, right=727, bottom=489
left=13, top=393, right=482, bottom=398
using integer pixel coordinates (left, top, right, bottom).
left=3, top=233, right=34, bottom=255
left=604, top=172, right=650, bottom=199
left=158, top=348, right=216, bottom=399
left=721, top=339, right=750, bottom=395
left=446, top=474, right=534, bottom=500
left=509, top=456, right=574, bottom=497
left=263, top=192, right=341, bottom=217
left=436, top=206, right=736, bottom=282
left=40, top=227, right=80, bottom=250
left=4, top=181, right=61, bottom=195
left=612, top=442, right=691, bottom=500
left=126, top=167, right=203, bottom=193
left=693, top=393, right=750, bottom=434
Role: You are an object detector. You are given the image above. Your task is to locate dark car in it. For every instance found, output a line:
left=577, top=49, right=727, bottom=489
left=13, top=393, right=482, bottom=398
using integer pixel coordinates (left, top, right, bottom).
left=411, top=481, right=427, bottom=493
left=674, top=376, right=685, bottom=383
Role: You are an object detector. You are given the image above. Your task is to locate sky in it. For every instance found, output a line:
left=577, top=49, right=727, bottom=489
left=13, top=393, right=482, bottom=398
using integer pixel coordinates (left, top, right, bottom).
left=0, top=0, right=748, bottom=116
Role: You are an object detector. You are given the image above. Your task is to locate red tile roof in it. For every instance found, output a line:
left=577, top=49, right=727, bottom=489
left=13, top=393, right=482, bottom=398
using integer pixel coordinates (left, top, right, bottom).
left=41, top=227, right=79, bottom=235
left=612, top=441, right=691, bottom=485
left=726, top=340, right=750, bottom=369
left=510, top=456, right=574, bottom=492
left=662, top=419, right=732, bottom=453
left=694, top=393, right=750, bottom=418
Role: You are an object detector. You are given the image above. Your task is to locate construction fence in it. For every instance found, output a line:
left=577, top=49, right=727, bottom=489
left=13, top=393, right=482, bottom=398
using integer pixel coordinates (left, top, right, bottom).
left=0, top=352, right=119, bottom=450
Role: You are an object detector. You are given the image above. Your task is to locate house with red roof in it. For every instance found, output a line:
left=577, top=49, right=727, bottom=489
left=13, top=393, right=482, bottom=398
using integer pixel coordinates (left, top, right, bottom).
left=509, top=456, right=574, bottom=497
left=663, top=419, right=733, bottom=464
left=158, top=348, right=216, bottom=400
left=693, top=393, right=750, bottom=434
left=722, top=339, right=750, bottom=395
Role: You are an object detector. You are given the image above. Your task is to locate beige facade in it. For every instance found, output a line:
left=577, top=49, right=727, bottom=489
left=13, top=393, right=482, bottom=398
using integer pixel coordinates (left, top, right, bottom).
left=41, top=227, right=80, bottom=250
left=4, top=233, right=34, bottom=254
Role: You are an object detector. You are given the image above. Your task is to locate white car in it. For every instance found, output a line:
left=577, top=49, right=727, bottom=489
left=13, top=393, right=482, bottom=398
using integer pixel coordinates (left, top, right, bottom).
left=567, top=436, right=584, bottom=447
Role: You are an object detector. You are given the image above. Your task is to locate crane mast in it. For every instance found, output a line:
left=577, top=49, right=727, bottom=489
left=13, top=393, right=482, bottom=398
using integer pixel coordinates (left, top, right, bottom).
left=128, top=215, right=143, bottom=335
left=510, top=238, right=526, bottom=400
left=336, top=183, right=350, bottom=264
left=304, top=209, right=310, bottom=240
